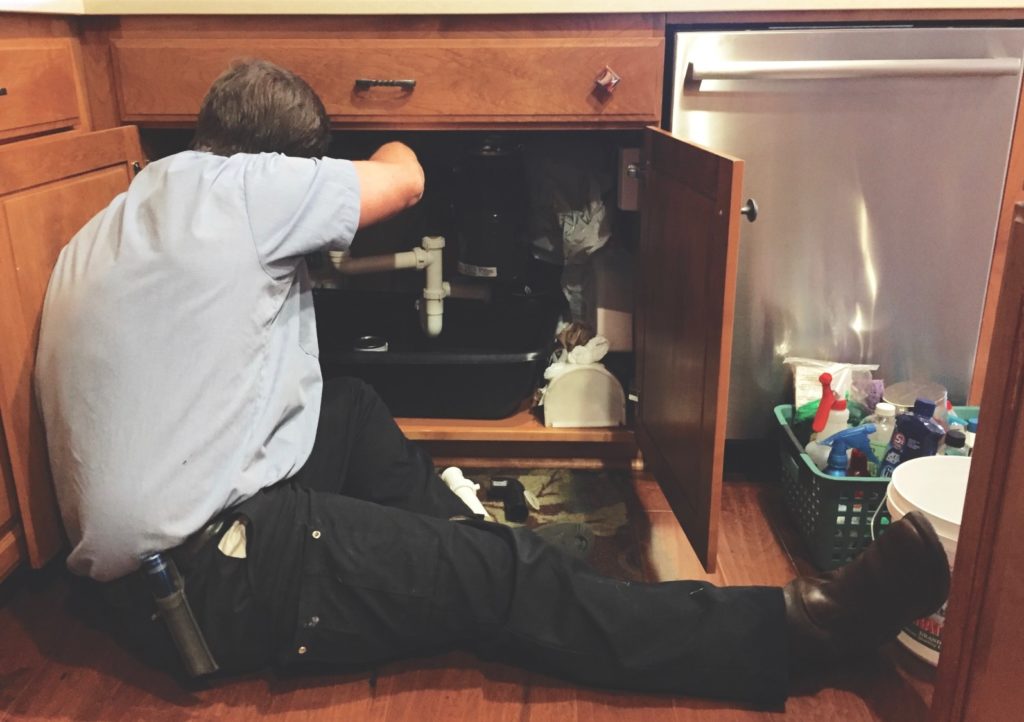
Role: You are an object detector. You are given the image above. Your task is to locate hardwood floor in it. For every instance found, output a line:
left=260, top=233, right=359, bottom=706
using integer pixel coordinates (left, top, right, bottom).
left=0, top=478, right=936, bottom=721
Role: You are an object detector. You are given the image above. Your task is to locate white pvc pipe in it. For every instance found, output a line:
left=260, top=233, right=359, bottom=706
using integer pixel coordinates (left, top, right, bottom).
left=332, top=249, right=426, bottom=274
left=440, top=467, right=492, bottom=520
left=420, top=236, right=447, bottom=338
left=327, top=237, right=449, bottom=338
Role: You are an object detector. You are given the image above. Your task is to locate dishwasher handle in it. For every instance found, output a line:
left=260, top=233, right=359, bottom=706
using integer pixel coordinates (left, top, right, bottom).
left=689, top=57, right=1022, bottom=82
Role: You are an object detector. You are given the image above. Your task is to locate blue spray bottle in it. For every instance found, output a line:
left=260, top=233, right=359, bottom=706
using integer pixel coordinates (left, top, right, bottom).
left=820, top=425, right=879, bottom=477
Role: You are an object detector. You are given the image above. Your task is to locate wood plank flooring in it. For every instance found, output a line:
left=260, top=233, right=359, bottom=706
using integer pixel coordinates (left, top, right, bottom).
left=0, top=479, right=937, bottom=721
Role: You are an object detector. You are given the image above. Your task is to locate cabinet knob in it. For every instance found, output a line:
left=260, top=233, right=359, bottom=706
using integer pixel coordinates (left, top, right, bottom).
left=0, top=87, right=7, bottom=97
left=354, top=78, right=417, bottom=91
left=740, top=198, right=758, bottom=223
left=594, top=66, right=621, bottom=93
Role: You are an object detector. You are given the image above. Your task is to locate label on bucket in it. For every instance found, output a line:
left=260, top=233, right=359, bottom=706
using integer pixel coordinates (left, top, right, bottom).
left=903, top=602, right=945, bottom=652
left=897, top=565, right=950, bottom=666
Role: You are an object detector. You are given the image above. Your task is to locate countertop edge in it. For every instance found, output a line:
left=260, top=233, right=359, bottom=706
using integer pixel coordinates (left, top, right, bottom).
left=6, top=0, right=1024, bottom=18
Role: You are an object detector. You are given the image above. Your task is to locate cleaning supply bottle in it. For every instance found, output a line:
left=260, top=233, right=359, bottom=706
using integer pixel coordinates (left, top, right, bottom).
left=966, top=417, right=978, bottom=456
left=805, top=373, right=851, bottom=469
left=820, top=425, right=878, bottom=477
left=807, top=399, right=851, bottom=469
left=945, top=401, right=967, bottom=432
left=860, top=401, right=897, bottom=475
left=809, top=373, right=840, bottom=436
left=847, top=449, right=871, bottom=477
left=943, top=429, right=969, bottom=457
left=878, top=398, right=945, bottom=477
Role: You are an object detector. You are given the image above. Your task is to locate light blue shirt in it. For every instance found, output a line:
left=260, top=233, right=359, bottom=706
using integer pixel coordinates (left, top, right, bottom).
left=35, top=151, right=361, bottom=581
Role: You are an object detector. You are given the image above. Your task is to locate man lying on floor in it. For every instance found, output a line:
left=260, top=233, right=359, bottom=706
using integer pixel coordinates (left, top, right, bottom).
left=34, top=59, right=950, bottom=707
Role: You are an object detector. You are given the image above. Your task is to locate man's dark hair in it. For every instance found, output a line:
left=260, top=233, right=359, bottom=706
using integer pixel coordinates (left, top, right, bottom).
left=190, top=59, right=330, bottom=158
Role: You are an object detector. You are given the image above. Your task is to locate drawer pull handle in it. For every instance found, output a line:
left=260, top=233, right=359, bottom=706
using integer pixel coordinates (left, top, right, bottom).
left=354, top=78, right=416, bottom=91
left=594, top=66, right=621, bottom=93
left=0, top=87, right=7, bottom=97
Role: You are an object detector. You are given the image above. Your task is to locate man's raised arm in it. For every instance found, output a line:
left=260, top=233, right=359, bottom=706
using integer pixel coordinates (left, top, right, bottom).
left=353, top=142, right=425, bottom=229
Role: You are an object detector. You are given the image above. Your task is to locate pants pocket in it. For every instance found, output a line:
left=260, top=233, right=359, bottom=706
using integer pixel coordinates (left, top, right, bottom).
left=187, top=542, right=274, bottom=674
left=286, top=509, right=441, bottom=667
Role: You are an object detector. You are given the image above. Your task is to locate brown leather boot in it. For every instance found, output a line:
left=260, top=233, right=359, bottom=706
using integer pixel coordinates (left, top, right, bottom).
left=783, top=510, right=951, bottom=665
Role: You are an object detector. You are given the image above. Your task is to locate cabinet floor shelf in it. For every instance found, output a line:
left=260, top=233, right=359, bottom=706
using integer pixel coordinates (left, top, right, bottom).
left=397, top=406, right=639, bottom=470
left=397, top=406, right=633, bottom=443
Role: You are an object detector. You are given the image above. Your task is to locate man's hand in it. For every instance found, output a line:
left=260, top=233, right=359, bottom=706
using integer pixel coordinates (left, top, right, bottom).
left=353, top=142, right=426, bottom=228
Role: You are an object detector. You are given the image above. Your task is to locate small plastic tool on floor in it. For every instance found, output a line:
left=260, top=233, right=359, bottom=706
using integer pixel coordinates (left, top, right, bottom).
left=488, top=476, right=539, bottom=523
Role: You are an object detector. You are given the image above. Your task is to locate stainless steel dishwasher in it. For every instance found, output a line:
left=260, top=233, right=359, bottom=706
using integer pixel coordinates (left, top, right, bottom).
left=669, top=26, right=1024, bottom=439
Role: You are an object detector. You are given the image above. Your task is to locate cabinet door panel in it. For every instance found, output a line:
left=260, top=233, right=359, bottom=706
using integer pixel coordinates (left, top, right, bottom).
left=0, top=127, right=143, bottom=568
left=0, top=40, right=81, bottom=142
left=636, top=128, right=743, bottom=572
left=0, top=416, right=24, bottom=581
left=932, top=206, right=1024, bottom=721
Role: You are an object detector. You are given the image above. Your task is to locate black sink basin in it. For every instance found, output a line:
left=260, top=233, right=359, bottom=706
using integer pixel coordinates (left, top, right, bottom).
left=313, top=289, right=561, bottom=418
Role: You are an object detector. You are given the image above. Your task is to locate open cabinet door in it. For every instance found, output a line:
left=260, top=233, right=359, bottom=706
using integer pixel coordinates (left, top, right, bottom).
left=635, top=127, right=743, bottom=572
left=0, top=126, right=145, bottom=568
left=931, top=204, right=1024, bottom=721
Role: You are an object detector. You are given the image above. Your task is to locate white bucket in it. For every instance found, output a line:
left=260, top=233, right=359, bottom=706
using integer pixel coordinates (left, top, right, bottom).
left=886, top=455, right=971, bottom=666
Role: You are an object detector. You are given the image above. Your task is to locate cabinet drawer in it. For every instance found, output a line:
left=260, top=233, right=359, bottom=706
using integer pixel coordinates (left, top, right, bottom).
left=111, top=38, right=663, bottom=128
left=0, top=41, right=81, bottom=142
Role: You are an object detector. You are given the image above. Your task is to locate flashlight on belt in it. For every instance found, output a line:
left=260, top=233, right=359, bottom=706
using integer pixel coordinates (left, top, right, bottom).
left=140, top=552, right=219, bottom=677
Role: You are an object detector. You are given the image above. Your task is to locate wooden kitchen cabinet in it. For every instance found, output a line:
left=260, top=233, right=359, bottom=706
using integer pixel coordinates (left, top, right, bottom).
left=0, top=126, right=740, bottom=577
left=0, top=10, right=1023, bottom=720
left=0, top=416, right=25, bottom=580
left=0, top=12, right=741, bottom=575
left=3, top=9, right=1022, bottom=585
left=106, top=16, right=664, bottom=129
left=931, top=204, right=1024, bottom=722
left=0, top=127, right=146, bottom=574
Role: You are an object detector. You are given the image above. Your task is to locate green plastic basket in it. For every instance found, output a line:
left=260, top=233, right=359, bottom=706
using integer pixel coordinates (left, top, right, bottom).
left=774, top=404, right=978, bottom=571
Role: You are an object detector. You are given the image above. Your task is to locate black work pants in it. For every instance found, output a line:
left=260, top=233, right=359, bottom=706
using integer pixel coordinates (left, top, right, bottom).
left=127, top=378, right=789, bottom=705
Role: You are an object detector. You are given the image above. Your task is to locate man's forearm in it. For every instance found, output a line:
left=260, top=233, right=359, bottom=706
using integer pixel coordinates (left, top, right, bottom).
left=369, top=141, right=419, bottom=167
left=353, top=142, right=426, bottom=228
left=370, top=142, right=424, bottom=204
